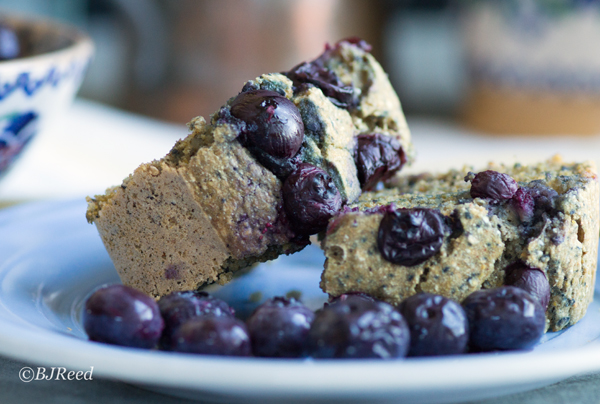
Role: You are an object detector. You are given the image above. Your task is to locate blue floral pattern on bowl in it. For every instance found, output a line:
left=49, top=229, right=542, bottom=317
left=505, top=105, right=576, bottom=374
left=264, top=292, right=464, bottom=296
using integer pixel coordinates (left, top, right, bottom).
left=0, top=59, right=90, bottom=100
left=0, top=16, right=93, bottom=177
left=0, top=111, right=37, bottom=173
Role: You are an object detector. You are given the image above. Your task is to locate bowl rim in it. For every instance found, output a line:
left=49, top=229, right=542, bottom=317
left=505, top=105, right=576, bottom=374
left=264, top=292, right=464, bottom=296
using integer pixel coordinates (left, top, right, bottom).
left=0, top=13, right=94, bottom=67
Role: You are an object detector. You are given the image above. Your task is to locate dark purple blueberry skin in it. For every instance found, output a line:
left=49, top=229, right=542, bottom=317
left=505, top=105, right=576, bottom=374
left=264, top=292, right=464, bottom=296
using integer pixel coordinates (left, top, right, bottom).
left=83, top=284, right=164, bottom=349
left=463, top=286, right=546, bottom=352
left=399, top=293, right=469, bottom=357
left=283, top=163, right=342, bottom=235
left=170, top=317, right=252, bottom=356
left=0, top=24, right=19, bottom=60
left=230, top=90, right=304, bottom=176
left=467, top=171, right=518, bottom=202
left=284, top=38, right=370, bottom=109
left=306, top=295, right=410, bottom=359
left=511, top=181, right=559, bottom=223
left=246, top=297, right=315, bottom=358
left=504, top=261, right=550, bottom=311
left=377, top=208, right=448, bottom=266
left=158, top=291, right=235, bottom=350
left=525, top=181, right=559, bottom=213
left=327, top=292, right=376, bottom=306
left=511, top=187, right=535, bottom=222
left=355, top=133, right=407, bottom=191
left=286, top=61, right=356, bottom=109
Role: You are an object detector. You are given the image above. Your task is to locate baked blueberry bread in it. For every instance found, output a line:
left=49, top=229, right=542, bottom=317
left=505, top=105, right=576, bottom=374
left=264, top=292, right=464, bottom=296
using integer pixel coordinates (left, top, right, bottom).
left=86, top=38, right=413, bottom=298
left=321, top=156, right=599, bottom=331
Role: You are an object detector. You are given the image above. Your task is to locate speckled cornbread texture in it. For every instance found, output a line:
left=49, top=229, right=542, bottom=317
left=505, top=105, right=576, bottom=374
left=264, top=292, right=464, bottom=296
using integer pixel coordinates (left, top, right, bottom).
left=321, top=156, right=599, bottom=331
left=86, top=41, right=412, bottom=298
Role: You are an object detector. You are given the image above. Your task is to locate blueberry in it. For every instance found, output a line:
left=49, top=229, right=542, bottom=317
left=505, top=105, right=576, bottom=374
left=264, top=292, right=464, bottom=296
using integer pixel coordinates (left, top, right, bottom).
left=511, top=187, right=535, bottom=222
left=284, top=38, right=366, bottom=109
left=170, top=316, right=251, bottom=356
left=306, top=295, right=410, bottom=359
left=462, top=286, right=545, bottom=351
left=83, top=284, right=164, bottom=349
left=327, top=292, right=376, bottom=306
left=466, top=171, right=518, bottom=202
left=282, top=163, right=342, bottom=235
left=525, top=181, right=559, bottom=214
left=246, top=297, right=315, bottom=358
left=398, top=293, right=469, bottom=357
left=286, top=62, right=357, bottom=109
left=0, top=23, right=19, bottom=60
left=230, top=90, right=304, bottom=177
left=355, top=133, right=407, bottom=191
left=157, top=291, right=235, bottom=350
left=377, top=208, right=448, bottom=266
left=504, top=261, right=550, bottom=311
left=511, top=181, right=559, bottom=223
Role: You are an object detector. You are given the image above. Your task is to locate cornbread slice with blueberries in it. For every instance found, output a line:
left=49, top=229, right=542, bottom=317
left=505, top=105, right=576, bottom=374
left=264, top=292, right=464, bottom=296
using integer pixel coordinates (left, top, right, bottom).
left=86, top=38, right=413, bottom=298
left=321, top=156, right=599, bottom=331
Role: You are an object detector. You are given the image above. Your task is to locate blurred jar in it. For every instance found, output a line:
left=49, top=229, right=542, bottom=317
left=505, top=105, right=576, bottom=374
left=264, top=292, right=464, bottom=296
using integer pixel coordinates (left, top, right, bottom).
left=131, top=0, right=383, bottom=123
left=461, top=0, right=600, bottom=134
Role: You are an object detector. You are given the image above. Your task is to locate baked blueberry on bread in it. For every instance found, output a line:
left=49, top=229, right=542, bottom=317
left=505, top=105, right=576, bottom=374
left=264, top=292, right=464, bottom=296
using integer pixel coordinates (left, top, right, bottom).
left=86, top=38, right=413, bottom=298
left=321, top=156, right=599, bottom=331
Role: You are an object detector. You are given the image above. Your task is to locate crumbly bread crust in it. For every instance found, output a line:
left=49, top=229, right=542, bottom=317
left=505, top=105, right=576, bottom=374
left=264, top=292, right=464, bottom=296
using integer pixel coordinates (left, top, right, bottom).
left=86, top=42, right=412, bottom=298
left=321, top=156, right=599, bottom=331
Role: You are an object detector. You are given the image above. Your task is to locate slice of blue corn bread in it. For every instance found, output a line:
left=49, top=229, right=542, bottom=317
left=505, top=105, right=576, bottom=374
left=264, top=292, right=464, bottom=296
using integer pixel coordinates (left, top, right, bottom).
left=86, top=39, right=413, bottom=298
left=321, top=156, right=599, bottom=331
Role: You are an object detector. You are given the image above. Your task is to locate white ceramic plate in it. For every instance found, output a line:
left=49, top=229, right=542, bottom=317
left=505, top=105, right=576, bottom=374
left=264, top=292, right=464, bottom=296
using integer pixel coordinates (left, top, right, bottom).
left=0, top=199, right=600, bottom=404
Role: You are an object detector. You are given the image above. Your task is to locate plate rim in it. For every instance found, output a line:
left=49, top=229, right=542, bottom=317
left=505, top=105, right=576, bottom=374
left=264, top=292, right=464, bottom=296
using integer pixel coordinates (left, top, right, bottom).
left=0, top=198, right=599, bottom=400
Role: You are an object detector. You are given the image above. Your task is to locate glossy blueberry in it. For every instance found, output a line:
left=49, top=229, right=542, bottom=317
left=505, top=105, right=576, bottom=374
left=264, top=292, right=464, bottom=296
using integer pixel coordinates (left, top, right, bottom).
left=399, top=293, right=469, bottom=357
left=246, top=297, right=315, bottom=358
left=306, top=295, right=410, bottom=359
left=0, top=23, right=19, bottom=60
left=230, top=90, right=304, bottom=177
left=170, top=316, right=251, bottom=356
left=283, top=163, right=342, bottom=235
left=466, top=171, right=518, bottom=202
left=504, top=261, right=550, bottom=310
left=462, top=286, right=545, bottom=351
left=158, top=290, right=235, bottom=350
left=355, top=133, right=406, bottom=191
left=377, top=208, right=448, bottom=266
left=83, top=284, right=164, bottom=349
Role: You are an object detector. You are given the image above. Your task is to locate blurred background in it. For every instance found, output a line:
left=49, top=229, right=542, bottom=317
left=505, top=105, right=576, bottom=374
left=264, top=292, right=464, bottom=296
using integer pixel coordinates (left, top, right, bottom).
left=2, top=0, right=600, bottom=134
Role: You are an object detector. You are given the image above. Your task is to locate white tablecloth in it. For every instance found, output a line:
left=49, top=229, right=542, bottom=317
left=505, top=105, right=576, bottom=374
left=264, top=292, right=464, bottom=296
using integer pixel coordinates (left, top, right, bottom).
left=0, top=99, right=183, bottom=201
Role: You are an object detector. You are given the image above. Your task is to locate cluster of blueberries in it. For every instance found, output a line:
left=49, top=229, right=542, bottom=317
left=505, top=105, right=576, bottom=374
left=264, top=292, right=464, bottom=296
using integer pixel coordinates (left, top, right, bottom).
left=227, top=88, right=405, bottom=237
left=377, top=169, right=560, bottom=269
left=468, top=170, right=559, bottom=223
left=83, top=261, right=549, bottom=358
left=84, top=147, right=555, bottom=358
left=223, top=39, right=406, bottom=237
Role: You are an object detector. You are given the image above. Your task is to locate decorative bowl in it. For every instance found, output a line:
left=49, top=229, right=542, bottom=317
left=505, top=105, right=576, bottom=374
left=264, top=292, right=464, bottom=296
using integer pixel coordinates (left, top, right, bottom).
left=0, top=15, right=93, bottom=175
